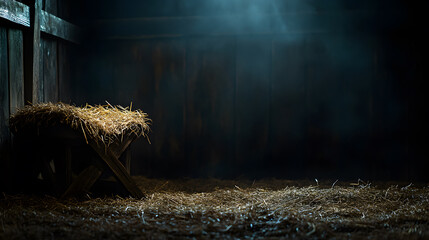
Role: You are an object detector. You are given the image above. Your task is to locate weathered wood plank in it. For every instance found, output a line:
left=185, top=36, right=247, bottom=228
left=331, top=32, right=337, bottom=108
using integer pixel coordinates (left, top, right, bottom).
left=23, top=0, right=42, bottom=104
left=44, top=0, right=57, bottom=14
left=108, top=41, right=154, bottom=176
left=36, top=35, right=44, bottom=102
left=8, top=28, right=24, bottom=114
left=62, top=165, right=103, bottom=198
left=40, top=10, right=81, bottom=43
left=57, top=0, right=70, bottom=21
left=0, top=0, right=81, bottom=43
left=56, top=0, right=76, bottom=102
left=270, top=38, right=307, bottom=178
left=151, top=40, right=186, bottom=177
left=95, top=10, right=380, bottom=39
left=302, top=37, right=337, bottom=178
left=0, top=27, right=10, bottom=190
left=58, top=41, right=71, bottom=102
left=125, top=147, right=130, bottom=174
left=185, top=37, right=236, bottom=178
left=0, top=27, right=9, bottom=142
left=41, top=0, right=58, bottom=103
left=235, top=37, right=271, bottom=176
left=0, top=0, right=30, bottom=27
left=89, top=140, right=144, bottom=198
left=42, top=38, right=58, bottom=102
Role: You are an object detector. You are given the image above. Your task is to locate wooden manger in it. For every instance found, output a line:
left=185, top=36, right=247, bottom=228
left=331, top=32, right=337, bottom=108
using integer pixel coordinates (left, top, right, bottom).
left=9, top=102, right=150, bottom=198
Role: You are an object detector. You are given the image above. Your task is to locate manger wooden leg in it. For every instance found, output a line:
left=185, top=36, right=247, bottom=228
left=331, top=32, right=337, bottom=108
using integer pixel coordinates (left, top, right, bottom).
left=41, top=157, right=56, bottom=190
left=61, top=165, right=102, bottom=198
left=125, top=147, right=131, bottom=174
left=65, top=145, right=72, bottom=186
left=89, top=142, right=144, bottom=199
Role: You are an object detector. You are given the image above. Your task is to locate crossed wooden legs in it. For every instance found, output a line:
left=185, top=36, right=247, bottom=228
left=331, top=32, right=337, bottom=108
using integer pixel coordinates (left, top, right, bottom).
left=61, top=138, right=144, bottom=199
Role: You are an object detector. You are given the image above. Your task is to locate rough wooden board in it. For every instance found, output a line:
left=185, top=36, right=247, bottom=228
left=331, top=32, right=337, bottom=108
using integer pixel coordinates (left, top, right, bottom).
left=40, top=10, right=81, bottom=44
left=8, top=28, right=24, bottom=114
left=270, top=38, right=308, bottom=178
left=151, top=40, right=186, bottom=177
left=58, top=41, right=71, bottom=102
left=36, top=35, right=44, bottom=102
left=109, top=41, right=154, bottom=176
left=89, top=140, right=144, bottom=199
left=0, top=27, right=9, bottom=141
left=43, top=0, right=58, bottom=103
left=185, top=37, right=236, bottom=177
left=94, top=10, right=382, bottom=40
left=57, top=0, right=73, bottom=102
left=22, top=0, right=42, bottom=104
left=0, top=0, right=81, bottom=43
left=0, top=27, right=10, bottom=190
left=235, top=37, right=271, bottom=175
left=0, top=0, right=30, bottom=27
left=61, top=165, right=103, bottom=198
left=42, top=38, right=58, bottom=102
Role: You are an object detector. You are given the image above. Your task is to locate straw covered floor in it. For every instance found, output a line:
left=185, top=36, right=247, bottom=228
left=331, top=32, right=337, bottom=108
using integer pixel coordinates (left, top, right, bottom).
left=9, top=102, right=151, bottom=145
left=1, top=178, right=428, bottom=239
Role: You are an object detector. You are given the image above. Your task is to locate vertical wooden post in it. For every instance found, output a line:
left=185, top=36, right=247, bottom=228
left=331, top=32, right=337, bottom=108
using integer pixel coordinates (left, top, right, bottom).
left=8, top=29, right=25, bottom=114
left=0, top=27, right=10, bottom=190
left=65, top=145, right=72, bottom=186
left=24, top=0, right=42, bottom=104
left=125, top=147, right=131, bottom=174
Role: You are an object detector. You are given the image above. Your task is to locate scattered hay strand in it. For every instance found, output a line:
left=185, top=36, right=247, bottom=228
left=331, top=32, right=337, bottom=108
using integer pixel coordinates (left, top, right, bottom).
left=1, top=179, right=428, bottom=239
left=9, top=102, right=151, bottom=146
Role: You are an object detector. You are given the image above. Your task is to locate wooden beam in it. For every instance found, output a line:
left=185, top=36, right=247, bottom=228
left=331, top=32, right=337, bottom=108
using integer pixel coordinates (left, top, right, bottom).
left=0, top=0, right=30, bottom=27
left=40, top=11, right=81, bottom=44
left=94, top=10, right=382, bottom=39
left=0, top=0, right=81, bottom=43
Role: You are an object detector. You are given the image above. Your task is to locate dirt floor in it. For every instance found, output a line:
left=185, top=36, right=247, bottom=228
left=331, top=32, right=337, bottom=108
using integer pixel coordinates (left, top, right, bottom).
left=1, top=178, right=428, bottom=239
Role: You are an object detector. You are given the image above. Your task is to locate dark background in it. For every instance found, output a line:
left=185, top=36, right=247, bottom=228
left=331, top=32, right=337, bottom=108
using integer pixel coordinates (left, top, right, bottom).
left=2, top=0, right=429, bottom=182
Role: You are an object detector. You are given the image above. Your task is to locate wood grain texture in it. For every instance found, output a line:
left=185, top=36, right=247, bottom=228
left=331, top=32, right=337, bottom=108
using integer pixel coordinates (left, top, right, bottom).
left=0, top=0, right=31, bottom=27
left=57, top=0, right=73, bottom=102
left=62, top=165, right=103, bottom=198
left=151, top=40, right=186, bottom=177
left=40, top=10, right=81, bottom=44
left=235, top=37, right=271, bottom=176
left=58, top=41, right=71, bottom=102
left=109, top=41, right=155, bottom=176
left=185, top=37, right=236, bottom=177
left=0, top=27, right=9, bottom=142
left=8, top=28, right=24, bottom=114
left=89, top=140, right=144, bottom=199
left=94, top=10, right=381, bottom=40
left=36, top=36, right=44, bottom=102
left=270, top=38, right=307, bottom=178
left=41, top=0, right=57, bottom=103
left=0, top=0, right=81, bottom=43
left=0, top=27, right=10, bottom=189
left=29, top=0, right=42, bottom=104
left=41, top=38, right=58, bottom=102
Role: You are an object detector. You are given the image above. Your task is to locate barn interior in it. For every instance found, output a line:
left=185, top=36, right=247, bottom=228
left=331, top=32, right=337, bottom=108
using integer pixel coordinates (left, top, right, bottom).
left=1, top=0, right=429, bottom=239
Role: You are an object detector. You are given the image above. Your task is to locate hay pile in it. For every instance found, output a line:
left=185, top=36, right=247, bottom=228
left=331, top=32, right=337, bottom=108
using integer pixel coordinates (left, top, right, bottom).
left=1, top=179, right=428, bottom=239
left=9, top=102, right=151, bottom=145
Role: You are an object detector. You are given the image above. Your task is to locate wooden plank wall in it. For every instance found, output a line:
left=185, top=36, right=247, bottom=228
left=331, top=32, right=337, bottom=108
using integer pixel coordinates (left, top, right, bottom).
left=84, top=1, right=427, bottom=180
left=0, top=0, right=75, bottom=190
left=0, top=27, right=11, bottom=188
